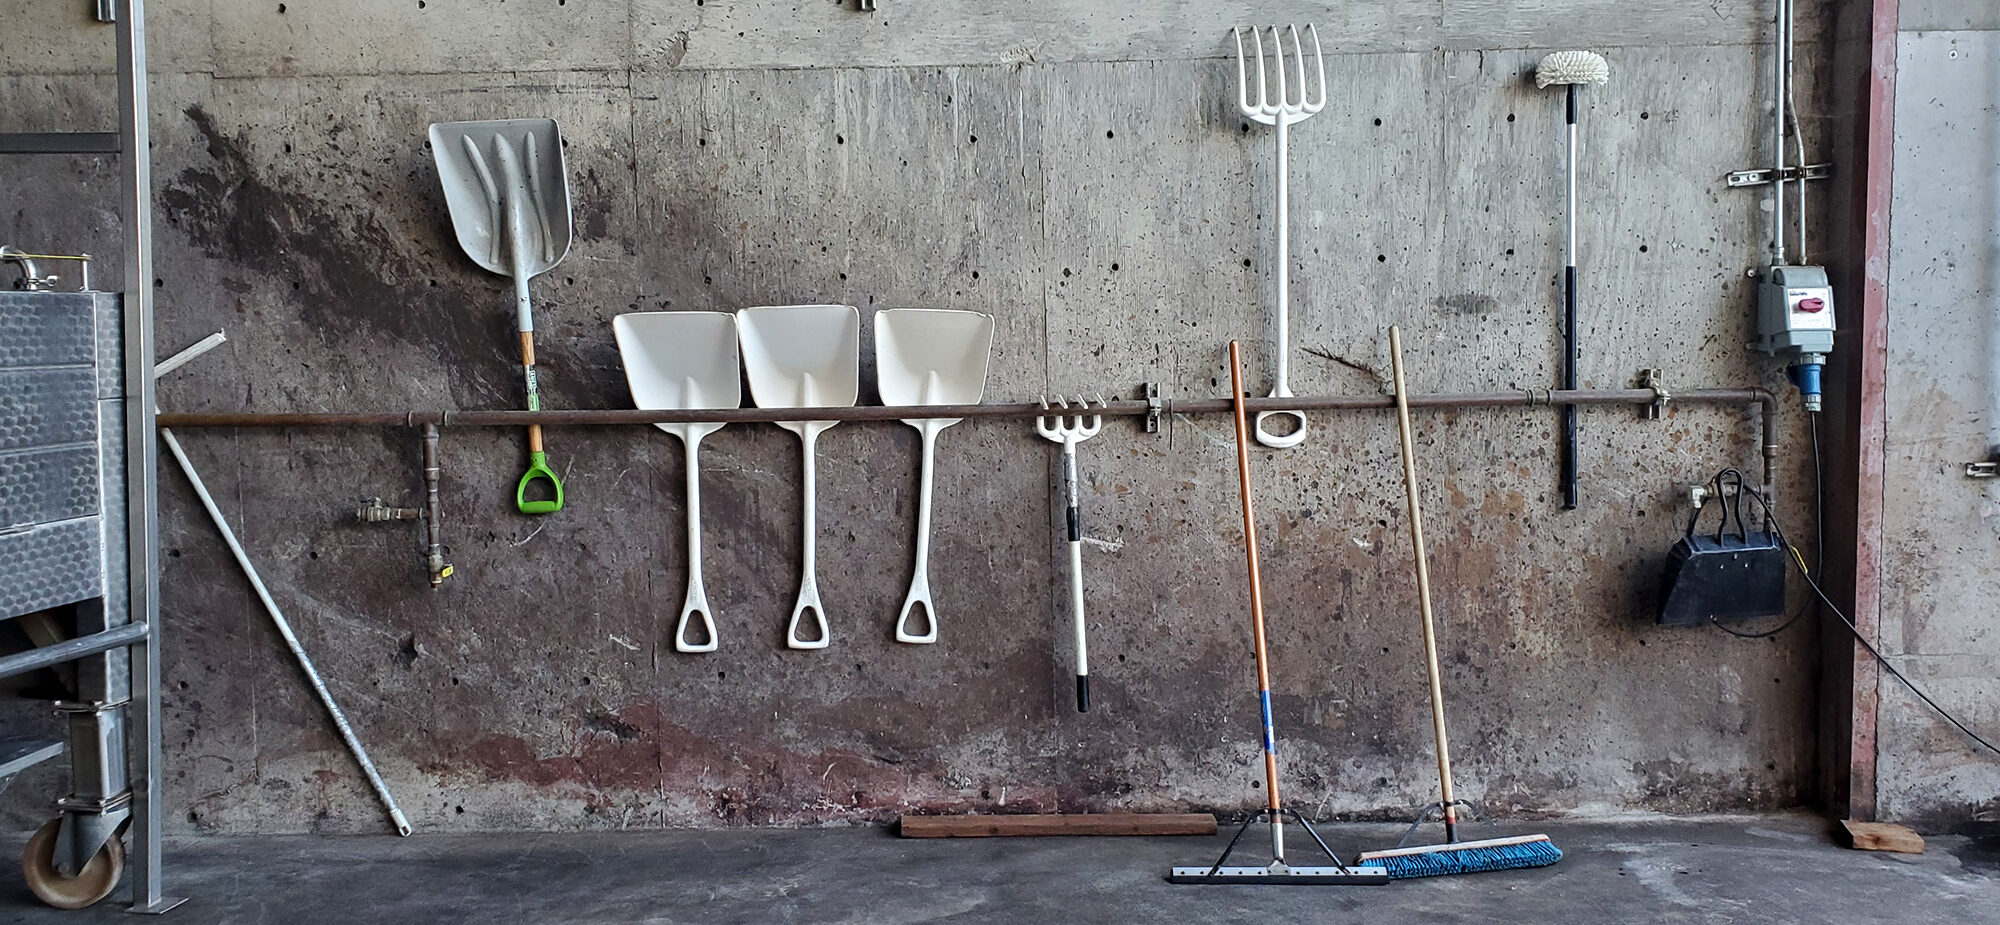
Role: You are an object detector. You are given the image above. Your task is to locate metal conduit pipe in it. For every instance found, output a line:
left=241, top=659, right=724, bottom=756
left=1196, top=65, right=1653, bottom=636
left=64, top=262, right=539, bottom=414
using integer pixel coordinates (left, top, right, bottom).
left=158, top=387, right=1779, bottom=504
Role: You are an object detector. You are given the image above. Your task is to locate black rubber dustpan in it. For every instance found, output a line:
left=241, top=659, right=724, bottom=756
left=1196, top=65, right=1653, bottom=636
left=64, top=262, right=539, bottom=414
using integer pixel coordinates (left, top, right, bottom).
left=1657, top=469, right=1787, bottom=627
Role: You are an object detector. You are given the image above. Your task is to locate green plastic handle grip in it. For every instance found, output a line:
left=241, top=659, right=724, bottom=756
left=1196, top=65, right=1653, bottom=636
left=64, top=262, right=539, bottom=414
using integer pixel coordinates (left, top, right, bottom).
left=516, top=451, right=564, bottom=515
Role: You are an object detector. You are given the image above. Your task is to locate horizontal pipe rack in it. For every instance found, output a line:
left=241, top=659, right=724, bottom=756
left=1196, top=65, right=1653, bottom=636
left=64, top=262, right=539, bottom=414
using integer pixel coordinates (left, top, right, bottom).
left=158, top=386, right=1779, bottom=499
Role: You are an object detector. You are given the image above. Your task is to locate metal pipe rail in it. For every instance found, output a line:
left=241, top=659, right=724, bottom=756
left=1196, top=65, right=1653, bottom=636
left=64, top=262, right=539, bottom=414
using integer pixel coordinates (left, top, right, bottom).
left=0, top=623, right=149, bottom=682
left=157, top=386, right=1779, bottom=500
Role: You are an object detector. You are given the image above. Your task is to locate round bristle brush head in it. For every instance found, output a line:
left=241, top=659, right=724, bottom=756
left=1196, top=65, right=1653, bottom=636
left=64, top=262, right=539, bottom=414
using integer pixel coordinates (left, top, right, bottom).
left=1535, top=50, right=1609, bottom=88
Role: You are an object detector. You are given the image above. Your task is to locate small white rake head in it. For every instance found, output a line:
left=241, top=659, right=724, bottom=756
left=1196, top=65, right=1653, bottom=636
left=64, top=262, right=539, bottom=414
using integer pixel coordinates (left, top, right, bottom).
left=1233, top=24, right=1326, bottom=126
left=1036, top=395, right=1105, bottom=445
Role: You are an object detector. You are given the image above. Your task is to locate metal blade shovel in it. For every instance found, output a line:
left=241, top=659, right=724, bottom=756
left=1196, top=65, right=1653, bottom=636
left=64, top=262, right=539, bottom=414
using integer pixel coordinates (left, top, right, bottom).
left=613, top=312, right=742, bottom=652
left=876, top=309, right=995, bottom=644
left=429, top=118, right=574, bottom=514
left=738, top=305, right=861, bottom=650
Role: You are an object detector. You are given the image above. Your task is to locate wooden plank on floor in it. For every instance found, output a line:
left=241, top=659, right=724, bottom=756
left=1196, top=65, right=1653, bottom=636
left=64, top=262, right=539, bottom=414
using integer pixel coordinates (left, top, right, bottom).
left=899, top=813, right=1218, bottom=838
left=1839, top=820, right=1925, bottom=854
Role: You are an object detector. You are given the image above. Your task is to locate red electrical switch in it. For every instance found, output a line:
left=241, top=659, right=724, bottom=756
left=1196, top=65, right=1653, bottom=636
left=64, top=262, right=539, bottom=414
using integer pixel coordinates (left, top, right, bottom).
left=1796, top=297, right=1826, bottom=313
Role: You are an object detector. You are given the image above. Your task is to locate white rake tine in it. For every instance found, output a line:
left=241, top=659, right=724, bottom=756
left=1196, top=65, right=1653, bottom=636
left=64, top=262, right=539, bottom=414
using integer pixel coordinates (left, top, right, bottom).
left=1303, top=24, right=1327, bottom=113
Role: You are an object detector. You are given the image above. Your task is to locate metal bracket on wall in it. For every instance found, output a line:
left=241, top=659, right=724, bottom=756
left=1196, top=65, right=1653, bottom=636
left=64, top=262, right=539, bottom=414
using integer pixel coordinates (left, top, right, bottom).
left=1144, top=382, right=1164, bottom=434
left=855, top=0, right=876, bottom=10
left=95, top=0, right=115, bottom=23
left=1967, top=461, right=1998, bottom=479
left=1725, top=163, right=1832, bottom=187
left=1637, top=368, right=1671, bottom=420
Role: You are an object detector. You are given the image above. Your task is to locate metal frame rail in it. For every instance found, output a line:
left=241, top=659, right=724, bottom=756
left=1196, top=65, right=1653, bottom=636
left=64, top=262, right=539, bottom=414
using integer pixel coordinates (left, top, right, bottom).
left=0, top=0, right=177, bottom=913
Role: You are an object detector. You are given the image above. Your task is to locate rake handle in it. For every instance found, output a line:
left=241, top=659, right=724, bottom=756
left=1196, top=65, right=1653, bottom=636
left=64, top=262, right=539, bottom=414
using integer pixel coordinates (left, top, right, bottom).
left=1389, top=327, right=1458, bottom=840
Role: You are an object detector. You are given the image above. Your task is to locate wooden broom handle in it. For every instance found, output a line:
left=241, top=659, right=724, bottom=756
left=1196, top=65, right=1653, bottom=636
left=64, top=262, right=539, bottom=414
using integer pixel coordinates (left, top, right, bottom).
left=1388, top=327, right=1458, bottom=827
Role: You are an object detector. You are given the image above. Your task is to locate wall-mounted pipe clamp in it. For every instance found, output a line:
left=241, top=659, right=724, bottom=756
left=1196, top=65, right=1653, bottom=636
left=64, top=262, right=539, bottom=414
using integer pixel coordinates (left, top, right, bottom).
left=1144, top=382, right=1165, bottom=434
left=1638, top=368, right=1671, bottom=420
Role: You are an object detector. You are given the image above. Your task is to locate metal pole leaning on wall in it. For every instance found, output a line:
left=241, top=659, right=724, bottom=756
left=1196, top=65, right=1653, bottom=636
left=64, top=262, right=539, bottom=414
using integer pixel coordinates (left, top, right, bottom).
left=157, top=387, right=1780, bottom=505
left=158, top=429, right=414, bottom=837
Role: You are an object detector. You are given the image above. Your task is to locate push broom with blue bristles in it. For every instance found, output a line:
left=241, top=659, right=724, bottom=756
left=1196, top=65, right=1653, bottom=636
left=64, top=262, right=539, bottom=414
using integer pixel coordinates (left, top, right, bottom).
left=1356, top=327, right=1563, bottom=880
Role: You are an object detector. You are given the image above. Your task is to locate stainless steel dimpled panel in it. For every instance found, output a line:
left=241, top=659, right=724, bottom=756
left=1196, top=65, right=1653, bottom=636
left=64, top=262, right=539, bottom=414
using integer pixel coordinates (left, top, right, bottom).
left=0, top=444, right=100, bottom=528
left=97, top=399, right=127, bottom=629
left=92, top=293, right=124, bottom=399
left=0, top=291, right=95, bottom=369
left=0, top=367, right=97, bottom=452
left=0, top=517, right=103, bottom=620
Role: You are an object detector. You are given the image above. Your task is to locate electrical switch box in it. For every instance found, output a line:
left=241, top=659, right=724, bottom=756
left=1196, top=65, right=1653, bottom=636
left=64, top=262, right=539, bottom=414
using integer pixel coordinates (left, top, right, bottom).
left=1753, top=265, right=1834, bottom=357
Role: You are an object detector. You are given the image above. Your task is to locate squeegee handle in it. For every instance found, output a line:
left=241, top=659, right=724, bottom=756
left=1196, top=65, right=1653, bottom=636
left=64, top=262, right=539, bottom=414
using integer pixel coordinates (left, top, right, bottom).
left=1226, top=342, right=1282, bottom=814
left=1389, top=328, right=1458, bottom=834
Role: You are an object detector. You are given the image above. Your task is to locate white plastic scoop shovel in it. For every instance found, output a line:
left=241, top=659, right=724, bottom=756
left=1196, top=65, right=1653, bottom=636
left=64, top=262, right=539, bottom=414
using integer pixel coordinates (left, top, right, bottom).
left=737, top=305, right=861, bottom=650
left=612, top=312, right=741, bottom=653
left=875, top=309, right=994, bottom=644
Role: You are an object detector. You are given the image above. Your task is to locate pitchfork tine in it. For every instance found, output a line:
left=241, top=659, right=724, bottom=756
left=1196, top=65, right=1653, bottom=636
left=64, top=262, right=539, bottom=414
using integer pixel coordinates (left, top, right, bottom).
left=1270, top=27, right=1287, bottom=112
left=1233, top=28, right=1252, bottom=116
left=1304, top=24, right=1326, bottom=112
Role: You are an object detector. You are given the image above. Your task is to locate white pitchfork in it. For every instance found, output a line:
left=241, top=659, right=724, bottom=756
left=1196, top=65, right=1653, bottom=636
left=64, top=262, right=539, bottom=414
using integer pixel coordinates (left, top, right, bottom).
left=1233, top=24, right=1325, bottom=449
left=1037, top=395, right=1104, bottom=713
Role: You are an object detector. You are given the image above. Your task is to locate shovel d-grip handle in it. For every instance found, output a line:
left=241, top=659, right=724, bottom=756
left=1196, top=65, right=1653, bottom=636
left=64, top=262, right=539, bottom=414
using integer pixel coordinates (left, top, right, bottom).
left=516, top=440, right=564, bottom=515
left=895, top=422, right=945, bottom=644
left=1253, top=384, right=1308, bottom=449
left=787, top=428, right=831, bottom=649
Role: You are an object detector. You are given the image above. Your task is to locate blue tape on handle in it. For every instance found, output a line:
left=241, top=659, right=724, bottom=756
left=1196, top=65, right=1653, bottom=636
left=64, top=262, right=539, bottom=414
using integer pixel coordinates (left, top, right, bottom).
left=1259, top=691, right=1277, bottom=754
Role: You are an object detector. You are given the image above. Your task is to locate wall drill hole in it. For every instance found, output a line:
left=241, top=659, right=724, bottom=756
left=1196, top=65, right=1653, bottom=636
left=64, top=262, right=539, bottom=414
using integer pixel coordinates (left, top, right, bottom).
left=1507, top=113, right=1516, bottom=123
left=1373, top=118, right=1382, bottom=126
left=1377, top=254, right=1387, bottom=262
left=1639, top=245, right=1649, bottom=253
left=1106, top=130, right=1115, bottom=139
left=1641, top=111, right=1650, bottom=120
left=836, top=134, right=844, bottom=144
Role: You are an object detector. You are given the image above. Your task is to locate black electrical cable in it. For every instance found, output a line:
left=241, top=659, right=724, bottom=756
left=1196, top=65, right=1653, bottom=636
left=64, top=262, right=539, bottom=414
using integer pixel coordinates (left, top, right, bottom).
left=1711, top=411, right=1823, bottom=639
left=1735, top=484, right=2000, bottom=759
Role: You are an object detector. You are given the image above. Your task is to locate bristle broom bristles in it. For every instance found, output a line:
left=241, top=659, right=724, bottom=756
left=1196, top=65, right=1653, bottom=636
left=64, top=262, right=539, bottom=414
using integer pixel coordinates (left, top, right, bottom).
left=1359, top=835, right=1562, bottom=879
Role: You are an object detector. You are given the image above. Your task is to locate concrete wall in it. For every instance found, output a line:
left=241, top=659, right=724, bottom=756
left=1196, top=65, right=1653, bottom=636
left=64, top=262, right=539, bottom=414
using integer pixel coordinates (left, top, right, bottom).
left=2, top=2, right=1831, bottom=834
left=1870, top=9, right=2000, bottom=828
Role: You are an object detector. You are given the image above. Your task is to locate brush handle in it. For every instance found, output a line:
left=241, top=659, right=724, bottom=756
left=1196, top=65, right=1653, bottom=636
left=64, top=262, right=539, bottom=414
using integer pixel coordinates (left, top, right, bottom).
left=1561, top=82, right=1581, bottom=511
left=1561, top=264, right=1578, bottom=510
left=1389, top=327, right=1458, bottom=837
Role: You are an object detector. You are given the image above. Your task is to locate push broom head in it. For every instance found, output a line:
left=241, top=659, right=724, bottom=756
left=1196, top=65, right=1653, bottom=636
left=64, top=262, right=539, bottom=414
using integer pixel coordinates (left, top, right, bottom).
left=1357, top=833, right=1562, bottom=879
left=1534, top=50, right=1609, bottom=88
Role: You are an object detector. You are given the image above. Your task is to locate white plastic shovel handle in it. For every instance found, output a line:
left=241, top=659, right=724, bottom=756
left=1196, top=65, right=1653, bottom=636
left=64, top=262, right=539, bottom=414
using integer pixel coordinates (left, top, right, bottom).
left=895, top=422, right=947, bottom=644
left=788, top=426, right=831, bottom=649
left=676, top=432, right=719, bottom=653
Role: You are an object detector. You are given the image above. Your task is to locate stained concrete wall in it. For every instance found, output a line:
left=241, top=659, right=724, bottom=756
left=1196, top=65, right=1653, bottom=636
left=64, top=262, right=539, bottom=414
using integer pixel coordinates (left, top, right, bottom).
left=2, top=2, right=1831, bottom=834
left=1871, top=12, right=2000, bottom=828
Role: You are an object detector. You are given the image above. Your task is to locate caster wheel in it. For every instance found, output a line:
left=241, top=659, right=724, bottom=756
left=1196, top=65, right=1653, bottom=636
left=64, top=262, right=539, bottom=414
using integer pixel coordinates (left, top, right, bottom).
left=21, top=818, right=124, bottom=910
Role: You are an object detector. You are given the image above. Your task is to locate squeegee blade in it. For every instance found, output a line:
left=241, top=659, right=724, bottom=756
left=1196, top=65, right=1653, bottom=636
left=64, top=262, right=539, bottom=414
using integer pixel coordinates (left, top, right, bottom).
left=1167, top=865, right=1390, bottom=885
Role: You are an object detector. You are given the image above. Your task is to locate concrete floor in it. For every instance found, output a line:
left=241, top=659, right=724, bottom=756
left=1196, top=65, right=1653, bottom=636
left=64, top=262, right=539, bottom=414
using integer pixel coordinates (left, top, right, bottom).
left=2, top=813, right=1994, bottom=924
